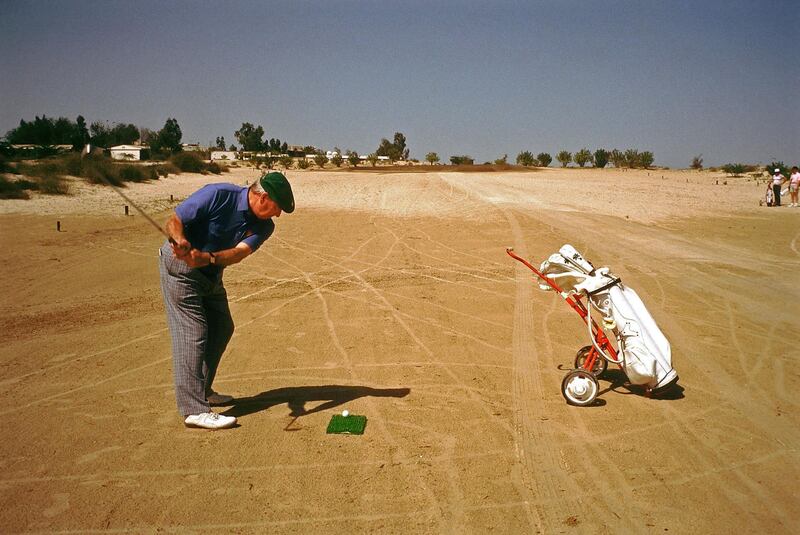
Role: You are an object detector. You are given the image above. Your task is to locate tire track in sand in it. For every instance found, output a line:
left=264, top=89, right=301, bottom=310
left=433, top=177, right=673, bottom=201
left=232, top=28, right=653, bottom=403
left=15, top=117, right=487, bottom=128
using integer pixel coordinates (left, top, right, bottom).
left=437, top=173, right=593, bottom=532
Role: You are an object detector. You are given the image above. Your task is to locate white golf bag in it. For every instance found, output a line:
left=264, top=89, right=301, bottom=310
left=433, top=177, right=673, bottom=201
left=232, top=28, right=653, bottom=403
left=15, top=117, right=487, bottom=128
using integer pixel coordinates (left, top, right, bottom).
left=539, top=245, right=678, bottom=392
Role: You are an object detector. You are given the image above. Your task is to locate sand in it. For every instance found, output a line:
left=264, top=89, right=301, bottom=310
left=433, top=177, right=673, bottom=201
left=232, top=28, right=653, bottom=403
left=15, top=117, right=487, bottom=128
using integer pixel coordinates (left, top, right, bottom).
left=1, top=166, right=798, bottom=533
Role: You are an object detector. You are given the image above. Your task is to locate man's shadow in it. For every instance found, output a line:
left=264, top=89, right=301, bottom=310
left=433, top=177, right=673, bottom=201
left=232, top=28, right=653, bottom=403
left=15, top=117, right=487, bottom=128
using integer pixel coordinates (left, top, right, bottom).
left=221, top=385, right=410, bottom=419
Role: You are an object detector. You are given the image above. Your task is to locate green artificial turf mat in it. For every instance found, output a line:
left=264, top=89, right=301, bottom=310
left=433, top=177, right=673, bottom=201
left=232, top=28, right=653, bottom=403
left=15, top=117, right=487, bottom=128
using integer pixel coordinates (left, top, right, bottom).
left=326, top=414, right=367, bottom=435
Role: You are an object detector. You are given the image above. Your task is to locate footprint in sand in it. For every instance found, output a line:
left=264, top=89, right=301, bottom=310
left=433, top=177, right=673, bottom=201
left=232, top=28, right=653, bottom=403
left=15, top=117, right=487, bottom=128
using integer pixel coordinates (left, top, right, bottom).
left=77, top=446, right=123, bottom=465
left=43, top=493, right=70, bottom=518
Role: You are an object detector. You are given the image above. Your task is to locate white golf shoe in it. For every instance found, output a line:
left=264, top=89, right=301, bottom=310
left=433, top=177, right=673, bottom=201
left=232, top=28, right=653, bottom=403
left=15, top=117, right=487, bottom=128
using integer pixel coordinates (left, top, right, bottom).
left=184, top=412, right=237, bottom=429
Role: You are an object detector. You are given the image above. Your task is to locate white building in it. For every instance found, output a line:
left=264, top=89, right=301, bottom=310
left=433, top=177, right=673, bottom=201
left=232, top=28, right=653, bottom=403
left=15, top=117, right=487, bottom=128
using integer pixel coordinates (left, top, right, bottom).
left=210, top=151, right=239, bottom=161
left=109, top=145, right=146, bottom=160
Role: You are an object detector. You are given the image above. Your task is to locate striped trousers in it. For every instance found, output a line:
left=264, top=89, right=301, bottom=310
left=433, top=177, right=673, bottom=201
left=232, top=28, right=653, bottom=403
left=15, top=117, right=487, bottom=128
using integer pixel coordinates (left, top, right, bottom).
left=158, top=242, right=234, bottom=416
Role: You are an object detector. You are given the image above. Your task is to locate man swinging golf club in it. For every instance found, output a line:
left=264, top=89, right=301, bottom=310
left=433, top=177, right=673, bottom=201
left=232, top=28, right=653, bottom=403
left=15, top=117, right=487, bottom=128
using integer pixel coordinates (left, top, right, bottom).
left=159, top=172, right=294, bottom=429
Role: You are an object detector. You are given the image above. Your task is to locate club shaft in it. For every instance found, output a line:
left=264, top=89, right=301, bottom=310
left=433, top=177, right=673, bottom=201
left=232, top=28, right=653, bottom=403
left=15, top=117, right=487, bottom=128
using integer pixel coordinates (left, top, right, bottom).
left=97, top=175, right=176, bottom=245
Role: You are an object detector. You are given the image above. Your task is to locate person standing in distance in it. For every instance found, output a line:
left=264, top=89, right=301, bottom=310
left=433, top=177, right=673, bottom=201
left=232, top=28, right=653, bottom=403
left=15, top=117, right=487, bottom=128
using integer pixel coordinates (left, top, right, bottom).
left=788, top=166, right=800, bottom=207
left=159, top=172, right=294, bottom=429
left=771, top=168, right=787, bottom=207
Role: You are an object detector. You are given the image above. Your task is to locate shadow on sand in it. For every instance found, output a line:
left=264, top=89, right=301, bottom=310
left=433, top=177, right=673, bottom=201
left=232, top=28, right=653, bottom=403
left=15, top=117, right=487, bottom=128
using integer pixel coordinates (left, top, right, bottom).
left=221, top=385, right=411, bottom=419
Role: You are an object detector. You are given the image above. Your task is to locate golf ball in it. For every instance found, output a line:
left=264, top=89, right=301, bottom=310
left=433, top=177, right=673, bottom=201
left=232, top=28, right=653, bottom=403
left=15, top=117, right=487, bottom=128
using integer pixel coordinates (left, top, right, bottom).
left=341, top=410, right=349, bottom=417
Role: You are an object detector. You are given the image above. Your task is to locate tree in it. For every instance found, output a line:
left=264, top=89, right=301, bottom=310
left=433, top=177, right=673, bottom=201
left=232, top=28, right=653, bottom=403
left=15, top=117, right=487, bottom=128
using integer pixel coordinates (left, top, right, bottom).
left=215, top=136, right=226, bottom=150
left=516, top=151, right=536, bottom=166
left=228, top=144, right=237, bottom=151
left=690, top=154, right=703, bottom=170
left=90, top=121, right=111, bottom=147
left=234, top=123, right=265, bottom=152
left=330, top=154, right=343, bottom=167
left=425, top=152, right=440, bottom=165
left=376, top=131, right=408, bottom=161
left=609, top=149, right=624, bottom=168
left=267, top=137, right=287, bottom=154
left=536, top=152, right=552, bottom=167
left=593, top=149, right=609, bottom=168
left=347, top=151, right=360, bottom=167
left=71, top=115, right=90, bottom=150
left=622, top=149, right=639, bottom=168
left=110, top=123, right=140, bottom=146
left=556, top=150, right=572, bottom=167
left=494, top=154, right=508, bottom=165
left=640, top=151, right=654, bottom=169
left=153, top=118, right=182, bottom=154
left=314, top=153, right=328, bottom=167
left=574, top=148, right=592, bottom=167
left=139, top=128, right=157, bottom=146
left=394, top=132, right=409, bottom=160
left=6, top=115, right=80, bottom=146
left=302, top=145, right=317, bottom=154
left=450, top=155, right=474, bottom=165
left=722, top=163, right=746, bottom=176
left=367, top=153, right=379, bottom=166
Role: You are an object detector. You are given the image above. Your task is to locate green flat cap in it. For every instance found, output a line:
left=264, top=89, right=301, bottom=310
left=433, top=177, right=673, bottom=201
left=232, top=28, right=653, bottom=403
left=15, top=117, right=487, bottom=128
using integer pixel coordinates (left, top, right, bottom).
left=260, top=171, right=295, bottom=213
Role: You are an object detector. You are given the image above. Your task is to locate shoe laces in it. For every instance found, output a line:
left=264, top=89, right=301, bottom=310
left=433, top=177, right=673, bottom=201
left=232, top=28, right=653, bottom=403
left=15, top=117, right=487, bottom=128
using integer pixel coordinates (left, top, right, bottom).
left=206, top=412, right=221, bottom=421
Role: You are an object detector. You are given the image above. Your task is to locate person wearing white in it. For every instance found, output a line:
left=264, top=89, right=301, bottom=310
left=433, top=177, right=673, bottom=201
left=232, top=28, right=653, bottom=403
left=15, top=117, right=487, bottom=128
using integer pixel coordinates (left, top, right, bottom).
left=789, top=166, right=800, bottom=207
left=772, top=168, right=786, bottom=207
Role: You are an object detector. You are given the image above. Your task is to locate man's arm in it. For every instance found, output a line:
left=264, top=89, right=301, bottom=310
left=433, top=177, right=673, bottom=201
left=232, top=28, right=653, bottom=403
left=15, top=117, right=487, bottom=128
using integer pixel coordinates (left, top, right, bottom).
left=170, top=235, right=254, bottom=269
left=207, top=242, right=253, bottom=267
left=165, top=212, right=191, bottom=258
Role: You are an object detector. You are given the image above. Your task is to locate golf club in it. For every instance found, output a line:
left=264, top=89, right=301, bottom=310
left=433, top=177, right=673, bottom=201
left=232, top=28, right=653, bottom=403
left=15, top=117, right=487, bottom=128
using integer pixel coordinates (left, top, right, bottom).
left=95, top=173, right=177, bottom=246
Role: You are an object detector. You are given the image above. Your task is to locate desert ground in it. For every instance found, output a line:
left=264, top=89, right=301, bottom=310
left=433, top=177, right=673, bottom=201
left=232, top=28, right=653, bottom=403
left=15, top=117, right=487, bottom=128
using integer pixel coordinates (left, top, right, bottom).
left=1, top=165, right=798, bottom=533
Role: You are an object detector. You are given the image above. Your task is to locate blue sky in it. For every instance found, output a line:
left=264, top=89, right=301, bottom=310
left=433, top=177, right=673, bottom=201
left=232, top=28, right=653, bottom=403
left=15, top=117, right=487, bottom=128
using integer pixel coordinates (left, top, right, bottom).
left=1, top=0, right=797, bottom=167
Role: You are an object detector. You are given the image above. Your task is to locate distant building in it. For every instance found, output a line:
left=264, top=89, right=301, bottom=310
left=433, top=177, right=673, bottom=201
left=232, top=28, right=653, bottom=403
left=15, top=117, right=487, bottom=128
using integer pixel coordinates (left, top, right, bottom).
left=210, top=150, right=239, bottom=161
left=11, top=144, right=72, bottom=153
left=181, top=143, right=203, bottom=152
left=109, top=145, right=148, bottom=161
left=286, top=145, right=305, bottom=157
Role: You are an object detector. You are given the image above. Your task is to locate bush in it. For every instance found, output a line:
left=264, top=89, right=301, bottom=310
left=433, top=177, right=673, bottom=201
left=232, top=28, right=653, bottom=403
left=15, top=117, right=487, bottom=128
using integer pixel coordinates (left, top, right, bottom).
left=516, top=151, right=536, bottom=166
left=84, top=158, right=122, bottom=186
left=297, top=159, right=311, bottom=169
left=449, top=155, right=474, bottom=165
left=0, top=155, right=15, bottom=174
left=37, top=174, right=69, bottom=195
left=207, top=161, right=223, bottom=174
left=62, top=153, right=84, bottom=176
left=624, top=149, right=640, bottom=168
left=574, top=148, right=592, bottom=167
left=593, top=149, right=609, bottom=168
left=690, top=154, right=703, bottom=170
left=556, top=151, right=572, bottom=167
left=494, top=154, right=508, bottom=165
left=157, top=162, right=180, bottom=177
left=610, top=149, right=625, bottom=168
left=640, top=151, right=654, bottom=169
left=0, top=176, right=32, bottom=199
left=314, top=153, right=328, bottom=168
left=279, top=156, right=294, bottom=169
left=536, top=153, right=552, bottom=167
left=169, top=152, right=205, bottom=173
left=118, top=165, right=146, bottom=182
left=766, top=161, right=788, bottom=177
left=722, top=163, right=757, bottom=176
left=330, top=154, right=344, bottom=167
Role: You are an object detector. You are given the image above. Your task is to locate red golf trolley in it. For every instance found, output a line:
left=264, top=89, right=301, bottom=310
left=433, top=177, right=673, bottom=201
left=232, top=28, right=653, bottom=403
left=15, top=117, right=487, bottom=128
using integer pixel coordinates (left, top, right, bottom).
left=506, top=246, right=678, bottom=406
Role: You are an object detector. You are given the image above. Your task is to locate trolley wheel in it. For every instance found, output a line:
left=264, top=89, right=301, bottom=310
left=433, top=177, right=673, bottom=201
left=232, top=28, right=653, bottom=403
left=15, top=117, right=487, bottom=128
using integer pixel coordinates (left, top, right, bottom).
left=574, top=345, right=608, bottom=378
left=561, top=369, right=599, bottom=406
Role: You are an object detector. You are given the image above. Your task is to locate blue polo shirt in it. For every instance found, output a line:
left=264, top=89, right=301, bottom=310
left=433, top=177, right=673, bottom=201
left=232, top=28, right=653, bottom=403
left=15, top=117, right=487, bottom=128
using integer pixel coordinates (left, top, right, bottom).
left=175, top=183, right=275, bottom=275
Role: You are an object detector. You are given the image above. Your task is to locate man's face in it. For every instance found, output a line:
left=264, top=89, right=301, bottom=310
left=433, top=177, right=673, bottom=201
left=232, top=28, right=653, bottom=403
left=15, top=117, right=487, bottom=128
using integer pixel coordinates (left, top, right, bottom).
left=252, top=192, right=282, bottom=219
